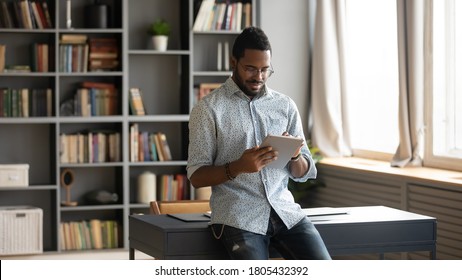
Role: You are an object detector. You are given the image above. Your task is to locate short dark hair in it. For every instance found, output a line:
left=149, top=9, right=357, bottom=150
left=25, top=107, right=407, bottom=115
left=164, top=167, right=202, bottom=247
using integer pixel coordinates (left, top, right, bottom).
left=232, top=27, right=272, bottom=60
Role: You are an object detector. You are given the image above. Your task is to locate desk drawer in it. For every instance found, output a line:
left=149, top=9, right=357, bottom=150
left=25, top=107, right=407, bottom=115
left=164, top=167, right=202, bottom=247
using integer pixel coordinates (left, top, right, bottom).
left=318, top=220, right=436, bottom=247
left=167, top=231, right=225, bottom=256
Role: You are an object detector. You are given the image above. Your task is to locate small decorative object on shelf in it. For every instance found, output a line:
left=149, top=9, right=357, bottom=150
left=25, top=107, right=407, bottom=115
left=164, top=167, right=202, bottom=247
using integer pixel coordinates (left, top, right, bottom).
left=84, top=190, right=119, bottom=205
left=147, top=19, right=170, bottom=51
left=60, top=169, right=77, bottom=206
left=66, top=0, right=72, bottom=29
left=137, top=171, right=156, bottom=204
left=85, top=0, right=110, bottom=28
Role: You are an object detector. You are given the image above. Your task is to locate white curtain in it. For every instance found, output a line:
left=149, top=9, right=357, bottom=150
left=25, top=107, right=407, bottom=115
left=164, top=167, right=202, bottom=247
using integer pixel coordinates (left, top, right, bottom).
left=310, top=0, right=351, bottom=157
left=391, top=0, right=425, bottom=167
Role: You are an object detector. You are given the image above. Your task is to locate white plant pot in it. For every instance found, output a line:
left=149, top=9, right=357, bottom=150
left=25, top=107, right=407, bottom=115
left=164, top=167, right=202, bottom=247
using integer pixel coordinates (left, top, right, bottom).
left=152, top=35, right=168, bottom=51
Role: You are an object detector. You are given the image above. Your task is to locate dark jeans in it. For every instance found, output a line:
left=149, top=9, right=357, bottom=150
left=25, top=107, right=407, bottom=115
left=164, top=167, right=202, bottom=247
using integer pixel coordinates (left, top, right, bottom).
left=212, top=208, right=332, bottom=260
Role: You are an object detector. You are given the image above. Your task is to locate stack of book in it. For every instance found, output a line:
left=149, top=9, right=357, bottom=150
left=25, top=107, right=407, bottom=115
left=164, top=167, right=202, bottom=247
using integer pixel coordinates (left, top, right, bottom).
left=193, top=82, right=221, bottom=106
left=0, top=0, right=53, bottom=29
left=59, top=130, right=121, bottom=164
left=59, top=34, right=89, bottom=73
left=30, top=43, right=49, bottom=72
left=158, top=174, right=190, bottom=201
left=193, top=0, right=252, bottom=32
left=88, top=38, right=119, bottom=72
left=129, top=124, right=172, bottom=162
left=0, top=87, right=52, bottom=117
left=74, top=81, right=118, bottom=116
left=59, top=219, right=120, bottom=251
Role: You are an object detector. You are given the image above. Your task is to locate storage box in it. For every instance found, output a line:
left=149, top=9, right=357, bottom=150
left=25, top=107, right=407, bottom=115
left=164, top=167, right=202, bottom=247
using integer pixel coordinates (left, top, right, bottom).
left=0, top=164, right=29, bottom=187
left=0, top=206, right=43, bottom=255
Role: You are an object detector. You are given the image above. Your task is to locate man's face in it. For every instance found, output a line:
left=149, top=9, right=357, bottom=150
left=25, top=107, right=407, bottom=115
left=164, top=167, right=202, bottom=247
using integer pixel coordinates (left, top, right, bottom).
left=232, top=49, right=272, bottom=97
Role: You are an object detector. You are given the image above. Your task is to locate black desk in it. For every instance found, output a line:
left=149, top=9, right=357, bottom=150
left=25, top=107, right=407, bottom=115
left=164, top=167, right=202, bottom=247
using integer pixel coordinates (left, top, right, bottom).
left=129, top=206, right=437, bottom=260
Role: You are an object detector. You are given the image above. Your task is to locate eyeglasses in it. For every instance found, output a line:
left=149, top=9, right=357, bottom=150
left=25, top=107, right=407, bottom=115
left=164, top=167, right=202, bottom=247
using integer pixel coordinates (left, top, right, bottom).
left=238, top=62, right=274, bottom=78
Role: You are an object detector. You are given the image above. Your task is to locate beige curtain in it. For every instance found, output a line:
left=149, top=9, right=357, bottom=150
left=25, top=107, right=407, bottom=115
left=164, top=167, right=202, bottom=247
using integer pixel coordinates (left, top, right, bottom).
left=310, top=0, right=352, bottom=157
left=391, top=0, right=426, bottom=167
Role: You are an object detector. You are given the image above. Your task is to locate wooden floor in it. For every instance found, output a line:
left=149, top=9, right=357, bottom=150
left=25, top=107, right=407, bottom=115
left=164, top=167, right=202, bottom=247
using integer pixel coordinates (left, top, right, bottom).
left=1, top=249, right=152, bottom=260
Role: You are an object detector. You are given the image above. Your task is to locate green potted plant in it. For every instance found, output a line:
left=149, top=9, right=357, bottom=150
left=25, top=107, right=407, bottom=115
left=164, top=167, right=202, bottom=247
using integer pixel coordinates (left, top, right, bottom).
left=148, top=19, right=170, bottom=51
left=288, top=142, right=324, bottom=206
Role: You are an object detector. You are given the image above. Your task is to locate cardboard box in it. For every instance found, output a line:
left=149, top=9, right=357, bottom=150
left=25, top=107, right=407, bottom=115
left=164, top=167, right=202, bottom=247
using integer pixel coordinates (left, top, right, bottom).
left=0, top=206, right=43, bottom=255
left=0, top=164, right=29, bottom=187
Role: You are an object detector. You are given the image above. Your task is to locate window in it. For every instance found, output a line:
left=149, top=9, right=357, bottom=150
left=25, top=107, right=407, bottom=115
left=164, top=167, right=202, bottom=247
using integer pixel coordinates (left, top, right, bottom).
left=343, top=0, right=462, bottom=171
left=425, top=0, right=462, bottom=171
left=344, top=0, right=399, bottom=160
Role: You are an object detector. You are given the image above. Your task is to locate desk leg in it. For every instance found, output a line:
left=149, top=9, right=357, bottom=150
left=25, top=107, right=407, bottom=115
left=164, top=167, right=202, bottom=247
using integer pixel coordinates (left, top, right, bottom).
left=129, top=247, right=135, bottom=260
left=430, top=249, right=436, bottom=260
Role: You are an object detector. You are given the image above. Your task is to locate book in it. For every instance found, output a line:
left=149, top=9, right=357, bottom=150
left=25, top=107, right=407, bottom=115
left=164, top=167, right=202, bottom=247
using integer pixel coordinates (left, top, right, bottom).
left=89, top=52, right=118, bottom=59
left=4, top=65, right=31, bottom=73
left=34, top=0, right=48, bottom=28
left=20, top=0, right=33, bottom=29
left=88, top=37, right=118, bottom=71
left=224, top=41, right=229, bottom=70
left=0, top=1, right=12, bottom=28
left=89, top=219, right=103, bottom=249
left=157, top=132, right=172, bottom=161
left=235, top=2, right=243, bottom=31
left=0, top=44, right=5, bottom=72
left=149, top=133, right=159, bottom=161
left=20, top=88, right=29, bottom=117
left=153, top=132, right=164, bottom=161
left=217, top=41, right=222, bottom=70
left=12, top=1, right=23, bottom=28
left=244, top=2, right=252, bottom=28
left=80, top=82, right=117, bottom=116
left=40, top=0, right=52, bottom=28
left=129, top=87, right=146, bottom=116
left=89, top=59, right=119, bottom=68
left=81, top=81, right=115, bottom=90
left=196, top=83, right=221, bottom=104
left=60, top=34, right=88, bottom=44
left=215, top=2, right=226, bottom=30
left=30, top=0, right=43, bottom=29
left=192, top=0, right=214, bottom=31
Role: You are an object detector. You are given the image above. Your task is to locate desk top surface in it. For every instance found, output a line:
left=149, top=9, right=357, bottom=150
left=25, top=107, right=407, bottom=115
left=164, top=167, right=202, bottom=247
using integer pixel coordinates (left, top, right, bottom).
left=129, top=205, right=436, bottom=230
left=305, top=205, right=435, bottom=224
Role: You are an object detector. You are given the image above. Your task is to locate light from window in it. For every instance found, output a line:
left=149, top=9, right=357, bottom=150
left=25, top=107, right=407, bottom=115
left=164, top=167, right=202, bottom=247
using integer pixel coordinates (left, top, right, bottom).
left=345, top=0, right=399, bottom=157
left=427, top=0, right=462, bottom=170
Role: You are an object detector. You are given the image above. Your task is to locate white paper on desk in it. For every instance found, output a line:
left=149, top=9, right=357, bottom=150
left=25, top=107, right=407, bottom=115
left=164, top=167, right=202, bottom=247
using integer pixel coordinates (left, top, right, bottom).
left=303, top=207, right=349, bottom=217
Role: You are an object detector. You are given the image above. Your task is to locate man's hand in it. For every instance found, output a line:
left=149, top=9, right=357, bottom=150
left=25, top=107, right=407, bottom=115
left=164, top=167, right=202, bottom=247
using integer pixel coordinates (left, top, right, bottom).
left=234, top=146, right=278, bottom=174
left=282, top=132, right=304, bottom=158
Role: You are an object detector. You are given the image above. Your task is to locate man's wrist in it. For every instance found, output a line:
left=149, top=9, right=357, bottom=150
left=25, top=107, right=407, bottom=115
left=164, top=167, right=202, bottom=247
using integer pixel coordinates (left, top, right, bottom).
left=225, top=162, right=236, bottom=181
left=291, top=153, right=302, bottom=161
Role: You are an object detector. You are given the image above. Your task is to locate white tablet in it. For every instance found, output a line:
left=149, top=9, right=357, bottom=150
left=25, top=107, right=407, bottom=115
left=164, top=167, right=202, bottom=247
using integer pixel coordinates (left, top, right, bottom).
left=260, top=135, right=304, bottom=169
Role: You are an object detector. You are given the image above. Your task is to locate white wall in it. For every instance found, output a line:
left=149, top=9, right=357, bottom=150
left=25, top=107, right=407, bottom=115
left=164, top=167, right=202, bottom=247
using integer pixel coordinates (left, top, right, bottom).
left=259, top=0, right=311, bottom=134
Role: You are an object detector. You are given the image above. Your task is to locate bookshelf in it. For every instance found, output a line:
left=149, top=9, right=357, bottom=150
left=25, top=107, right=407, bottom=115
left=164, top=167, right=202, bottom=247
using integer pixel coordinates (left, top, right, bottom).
left=0, top=0, right=257, bottom=254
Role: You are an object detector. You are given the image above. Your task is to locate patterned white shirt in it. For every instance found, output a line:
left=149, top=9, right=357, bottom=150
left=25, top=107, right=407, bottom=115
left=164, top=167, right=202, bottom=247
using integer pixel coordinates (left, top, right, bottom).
left=187, top=77, right=317, bottom=234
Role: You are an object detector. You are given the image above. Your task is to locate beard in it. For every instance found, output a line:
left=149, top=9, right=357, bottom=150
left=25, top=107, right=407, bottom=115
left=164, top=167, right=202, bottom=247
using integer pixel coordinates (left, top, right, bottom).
left=233, top=73, right=265, bottom=97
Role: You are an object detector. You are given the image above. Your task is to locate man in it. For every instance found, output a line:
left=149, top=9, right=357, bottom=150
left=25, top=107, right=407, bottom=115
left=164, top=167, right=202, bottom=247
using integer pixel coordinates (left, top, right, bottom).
left=187, top=27, right=331, bottom=260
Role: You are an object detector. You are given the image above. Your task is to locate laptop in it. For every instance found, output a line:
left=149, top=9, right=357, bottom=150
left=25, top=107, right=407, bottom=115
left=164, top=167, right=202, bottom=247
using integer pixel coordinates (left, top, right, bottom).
left=303, top=207, right=349, bottom=217
left=167, top=213, right=211, bottom=222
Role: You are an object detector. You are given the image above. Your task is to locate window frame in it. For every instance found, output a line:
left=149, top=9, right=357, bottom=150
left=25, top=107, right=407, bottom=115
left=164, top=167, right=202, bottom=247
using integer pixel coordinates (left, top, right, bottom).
left=424, top=0, right=462, bottom=172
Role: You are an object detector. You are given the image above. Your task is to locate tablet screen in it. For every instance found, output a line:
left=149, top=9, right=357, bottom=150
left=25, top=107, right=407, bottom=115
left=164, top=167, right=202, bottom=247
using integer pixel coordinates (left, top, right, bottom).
left=260, top=135, right=303, bottom=169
